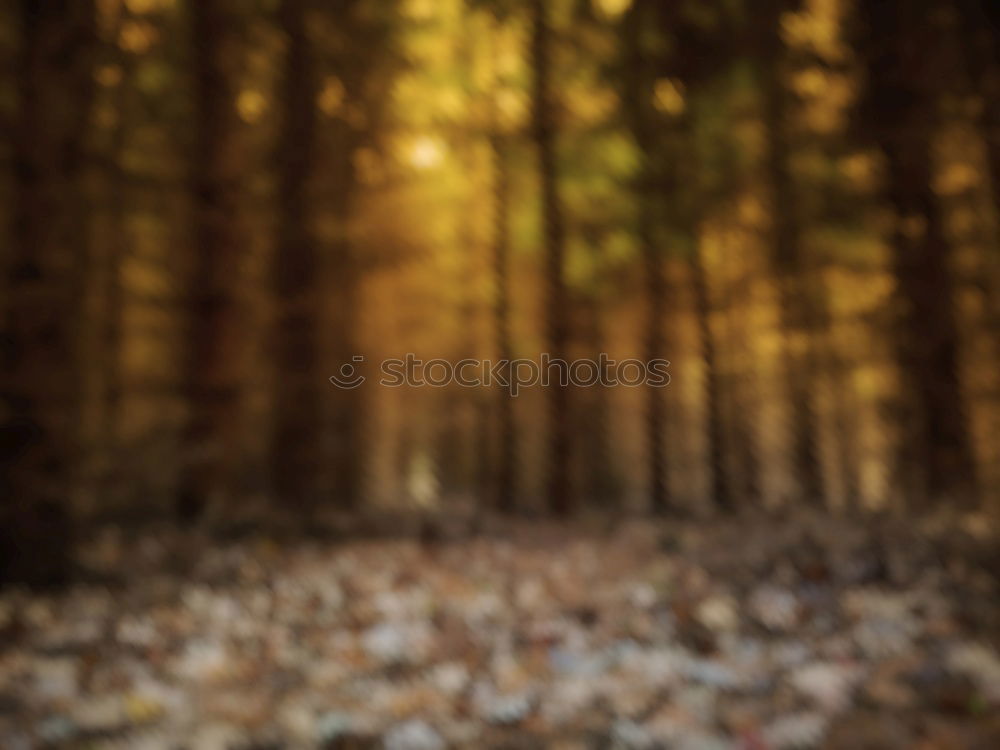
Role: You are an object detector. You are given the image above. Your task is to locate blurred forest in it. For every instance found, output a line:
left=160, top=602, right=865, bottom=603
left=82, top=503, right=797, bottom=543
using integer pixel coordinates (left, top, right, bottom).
left=2, top=0, right=1000, bottom=584
left=4, top=2, right=1000, bottom=747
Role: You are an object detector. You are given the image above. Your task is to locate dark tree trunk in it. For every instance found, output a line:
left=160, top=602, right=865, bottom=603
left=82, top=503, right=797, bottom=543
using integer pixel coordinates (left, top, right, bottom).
left=954, top=0, right=1000, bottom=340
left=99, top=14, right=136, bottom=497
left=576, top=290, right=617, bottom=509
left=326, top=139, right=362, bottom=510
left=272, top=0, right=323, bottom=508
left=723, top=288, right=763, bottom=506
left=491, top=133, right=516, bottom=513
left=883, top=138, right=979, bottom=506
left=623, top=0, right=671, bottom=514
left=859, top=0, right=979, bottom=508
left=318, top=0, right=387, bottom=511
left=1, top=0, right=96, bottom=586
left=956, top=0, right=1000, bottom=229
left=691, top=239, right=731, bottom=511
left=641, top=189, right=670, bottom=514
left=178, top=0, right=245, bottom=521
left=530, top=0, right=572, bottom=515
left=822, top=322, right=862, bottom=511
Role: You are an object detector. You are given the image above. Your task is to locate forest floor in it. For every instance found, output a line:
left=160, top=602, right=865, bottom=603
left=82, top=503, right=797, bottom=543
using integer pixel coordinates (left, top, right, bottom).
left=1, top=511, right=999, bottom=750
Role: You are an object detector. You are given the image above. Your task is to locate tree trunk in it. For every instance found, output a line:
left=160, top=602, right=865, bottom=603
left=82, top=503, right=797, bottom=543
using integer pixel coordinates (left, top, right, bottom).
left=491, top=133, right=516, bottom=513
left=178, top=0, right=245, bottom=521
left=623, top=0, right=671, bottom=513
left=326, top=138, right=363, bottom=510
left=955, top=0, right=1000, bottom=343
left=956, top=0, right=1000, bottom=230
left=272, top=0, right=323, bottom=508
left=691, top=237, right=731, bottom=511
left=577, top=289, right=618, bottom=509
left=757, top=2, right=825, bottom=506
left=1, top=0, right=96, bottom=586
left=722, top=284, right=763, bottom=506
left=317, top=0, right=384, bottom=511
left=99, top=15, right=136, bottom=500
left=859, top=0, right=979, bottom=508
left=641, top=211, right=669, bottom=513
left=883, top=137, right=979, bottom=506
left=530, top=0, right=572, bottom=515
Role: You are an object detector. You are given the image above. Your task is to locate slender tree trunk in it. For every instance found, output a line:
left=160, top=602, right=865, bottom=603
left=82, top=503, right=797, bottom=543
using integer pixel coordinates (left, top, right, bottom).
left=475, top=397, right=494, bottom=511
left=317, top=0, right=382, bottom=511
left=100, top=20, right=135, bottom=498
left=272, top=0, right=322, bottom=508
left=530, top=0, right=572, bottom=515
left=641, top=201, right=669, bottom=513
left=723, top=281, right=763, bottom=506
left=757, top=5, right=824, bottom=505
left=577, top=290, right=617, bottom=509
left=955, top=0, right=1000, bottom=343
left=178, top=0, right=245, bottom=521
left=1, top=0, right=96, bottom=586
left=623, top=0, right=671, bottom=513
left=883, top=136, right=979, bottom=506
left=956, top=0, right=1000, bottom=229
left=814, top=287, right=862, bottom=511
left=691, top=236, right=731, bottom=511
left=326, top=139, right=362, bottom=509
left=981, top=93, right=1000, bottom=241
left=827, top=352, right=862, bottom=511
left=491, top=133, right=516, bottom=513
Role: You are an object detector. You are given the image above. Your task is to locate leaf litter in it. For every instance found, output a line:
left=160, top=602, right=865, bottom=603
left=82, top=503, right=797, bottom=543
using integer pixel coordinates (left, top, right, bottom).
left=0, top=512, right=998, bottom=749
